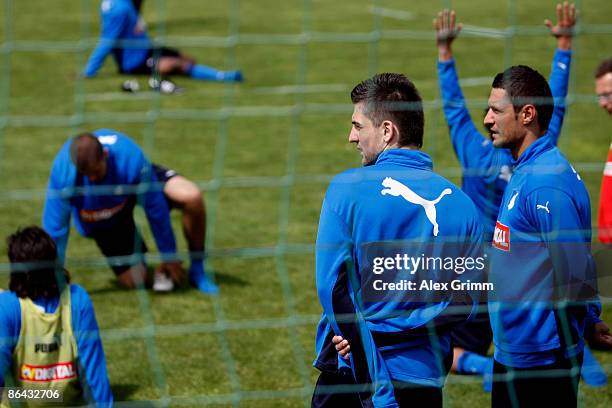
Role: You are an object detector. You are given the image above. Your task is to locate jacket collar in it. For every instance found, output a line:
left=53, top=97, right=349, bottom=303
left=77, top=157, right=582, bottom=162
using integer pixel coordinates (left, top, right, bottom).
left=513, top=136, right=554, bottom=169
left=374, top=148, right=433, bottom=171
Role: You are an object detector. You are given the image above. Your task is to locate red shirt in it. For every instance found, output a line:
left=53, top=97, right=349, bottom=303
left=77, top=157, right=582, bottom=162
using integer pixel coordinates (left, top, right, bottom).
left=599, top=142, right=612, bottom=243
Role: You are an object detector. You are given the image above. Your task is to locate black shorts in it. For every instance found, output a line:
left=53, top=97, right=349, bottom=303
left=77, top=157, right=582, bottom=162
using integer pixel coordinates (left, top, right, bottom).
left=311, top=368, right=445, bottom=408
left=311, top=368, right=362, bottom=408
left=152, top=163, right=178, bottom=208
left=91, top=199, right=147, bottom=276
left=491, top=352, right=582, bottom=408
left=91, top=164, right=177, bottom=275
left=122, top=47, right=182, bottom=75
left=311, top=353, right=452, bottom=408
left=450, top=310, right=493, bottom=355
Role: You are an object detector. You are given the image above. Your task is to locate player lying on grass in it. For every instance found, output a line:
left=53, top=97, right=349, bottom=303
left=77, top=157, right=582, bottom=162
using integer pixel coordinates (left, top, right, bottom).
left=43, top=129, right=218, bottom=294
left=0, top=226, right=113, bottom=406
left=432, top=3, right=609, bottom=389
left=83, top=0, right=243, bottom=92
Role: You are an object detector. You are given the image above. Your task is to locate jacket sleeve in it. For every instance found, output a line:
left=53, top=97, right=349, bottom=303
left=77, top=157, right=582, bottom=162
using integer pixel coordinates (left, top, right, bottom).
left=438, top=59, right=494, bottom=171
left=83, top=5, right=127, bottom=77
left=134, top=156, right=177, bottom=259
left=71, top=285, right=113, bottom=407
left=316, top=196, right=398, bottom=408
left=546, top=49, right=572, bottom=146
left=525, top=187, right=599, bottom=337
left=42, top=157, right=73, bottom=264
left=0, top=293, right=20, bottom=387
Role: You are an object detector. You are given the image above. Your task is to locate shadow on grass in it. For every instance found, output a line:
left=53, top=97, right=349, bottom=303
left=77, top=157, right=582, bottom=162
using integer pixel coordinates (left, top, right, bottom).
left=152, top=17, right=227, bottom=36
left=85, top=270, right=249, bottom=295
left=110, top=383, right=149, bottom=403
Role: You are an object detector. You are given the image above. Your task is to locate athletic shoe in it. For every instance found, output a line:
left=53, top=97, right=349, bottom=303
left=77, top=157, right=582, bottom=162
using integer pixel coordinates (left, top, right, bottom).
left=153, top=271, right=174, bottom=292
left=121, top=79, right=140, bottom=92
left=189, top=264, right=219, bottom=295
left=148, top=77, right=183, bottom=94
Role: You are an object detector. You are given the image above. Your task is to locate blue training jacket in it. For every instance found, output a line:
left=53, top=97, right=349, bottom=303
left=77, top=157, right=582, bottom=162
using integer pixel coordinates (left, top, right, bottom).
left=0, top=285, right=113, bottom=406
left=437, top=49, right=572, bottom=240
left=42, top=129, right=177, bottom=263
left=489, top=137, right=599, bottom=368
left=315, top=149, right=483, bottom=407
left=83, top=0, right=151, bottom=77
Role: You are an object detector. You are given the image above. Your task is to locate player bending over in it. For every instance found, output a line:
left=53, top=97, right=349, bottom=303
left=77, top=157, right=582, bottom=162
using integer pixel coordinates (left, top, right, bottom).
left=43, top=129, right=218, bottom=294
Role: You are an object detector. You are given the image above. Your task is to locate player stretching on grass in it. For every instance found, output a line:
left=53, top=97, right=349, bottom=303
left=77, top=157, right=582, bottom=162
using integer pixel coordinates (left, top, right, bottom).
left=83, top=0, right=243, bottom=92
left=43, top=129, right=218, bottom=294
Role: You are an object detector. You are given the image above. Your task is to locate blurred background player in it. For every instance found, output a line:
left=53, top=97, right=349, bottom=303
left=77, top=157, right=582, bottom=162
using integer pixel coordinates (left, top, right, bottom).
left=595, top=58, right=612, bottom=244
left=83, top=0, right=243, bottom=92
left=590, top=57, right=612, bottom=357
left=42, top=129, right=218, bottom=294
left=314, top=73, right=484, bottom=407
left=433, top=3, right=607, bottom=389
left=0, top=226, right=113, bottom=406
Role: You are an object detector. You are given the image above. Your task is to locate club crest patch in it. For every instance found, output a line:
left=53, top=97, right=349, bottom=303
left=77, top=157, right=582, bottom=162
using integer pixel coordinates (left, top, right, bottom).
left=492, top=221, right=510, bottom=252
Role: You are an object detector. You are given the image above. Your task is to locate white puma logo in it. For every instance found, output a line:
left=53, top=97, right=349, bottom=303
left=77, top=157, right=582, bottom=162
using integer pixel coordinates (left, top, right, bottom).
left=380, top=177, right=452, bottom=236
left=570, top=164, right=581, bottom=181
left=98, top=135, right=117, bottom=145
left=536, top=201, right=550, bottom=214
left=507, top=191, right=519, bottom=210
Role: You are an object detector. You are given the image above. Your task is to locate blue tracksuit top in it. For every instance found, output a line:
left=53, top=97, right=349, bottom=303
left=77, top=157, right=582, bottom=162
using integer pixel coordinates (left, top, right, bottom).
left=488, top=136, right=599, bottom=368
left=315, top=149, right=483, bottom=407
left=83, top=0, right=151, bottom=77
left=42, top=129, right=177, bottom=263
left=0, top=285, right=113, bottom=406
left=437, top=49, right=571, bottom=240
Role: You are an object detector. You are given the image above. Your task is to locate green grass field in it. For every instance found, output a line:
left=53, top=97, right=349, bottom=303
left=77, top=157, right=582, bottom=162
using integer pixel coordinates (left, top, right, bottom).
left=0, top=0, right=611, bottom=406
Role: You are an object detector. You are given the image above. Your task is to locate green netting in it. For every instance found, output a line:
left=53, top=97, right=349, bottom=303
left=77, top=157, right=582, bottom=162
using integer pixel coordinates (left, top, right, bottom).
left=0, top=0, right=611, bottom=407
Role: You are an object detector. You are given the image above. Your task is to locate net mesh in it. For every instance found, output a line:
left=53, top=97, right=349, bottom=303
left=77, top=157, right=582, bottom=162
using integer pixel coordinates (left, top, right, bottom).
left=0, top=0, right=610, bottom=406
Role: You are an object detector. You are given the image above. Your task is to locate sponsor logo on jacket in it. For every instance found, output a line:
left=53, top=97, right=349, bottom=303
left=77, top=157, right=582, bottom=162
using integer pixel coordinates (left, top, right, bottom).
left=20, top=361, right=76, bottom=382
left=79, top=200, right=127, bottom=222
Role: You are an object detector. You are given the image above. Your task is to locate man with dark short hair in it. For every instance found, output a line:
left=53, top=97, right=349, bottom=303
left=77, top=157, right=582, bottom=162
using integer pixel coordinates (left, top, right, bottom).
left=43, top=129, right=218, bottom=294
left=83, top=0, right=243, bottom=91
left=433, top=4, right=578, bottom=388
left=0, top=226, right=112, bottom=406
left=313, top=73, right=484, bottom=407
left=485, top=65, right=600, bottom=407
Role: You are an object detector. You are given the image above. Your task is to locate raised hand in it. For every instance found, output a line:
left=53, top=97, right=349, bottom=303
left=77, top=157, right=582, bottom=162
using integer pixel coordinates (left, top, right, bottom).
left=434, top=9, right=462, bottom=61
left=544, top=2, right=577, bottom=50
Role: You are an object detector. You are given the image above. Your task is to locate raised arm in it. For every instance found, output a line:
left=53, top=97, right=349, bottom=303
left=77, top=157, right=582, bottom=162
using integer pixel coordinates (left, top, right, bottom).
left=435, top=10, right=494, bottom=170
left=544, top=2, right=577, bottom=146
